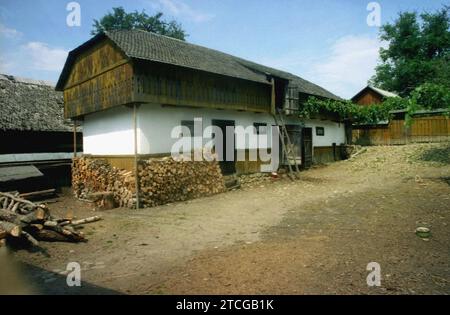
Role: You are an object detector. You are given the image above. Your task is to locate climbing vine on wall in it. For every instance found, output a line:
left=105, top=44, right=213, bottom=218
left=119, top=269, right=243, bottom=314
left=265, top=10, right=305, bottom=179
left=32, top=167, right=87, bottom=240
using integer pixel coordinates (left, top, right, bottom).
left=301, top=83, right=449, bottom=125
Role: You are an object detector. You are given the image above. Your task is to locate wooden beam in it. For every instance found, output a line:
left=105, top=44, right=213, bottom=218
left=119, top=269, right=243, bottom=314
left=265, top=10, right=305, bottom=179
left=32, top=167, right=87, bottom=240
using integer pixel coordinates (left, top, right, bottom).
left=270, top=77, right=276, bottom=115
left=133, top=104, right=140, bottom=209
left=73, top=120, right=77, bottom=157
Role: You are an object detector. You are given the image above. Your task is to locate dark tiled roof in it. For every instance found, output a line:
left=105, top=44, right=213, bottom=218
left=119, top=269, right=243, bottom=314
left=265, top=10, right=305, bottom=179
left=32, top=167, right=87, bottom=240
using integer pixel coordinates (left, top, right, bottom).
left=0, top=74, right=73, bottom=131
left=107, top=30, right=269, bottom=84
left=57, top=29, right=341, bottom=100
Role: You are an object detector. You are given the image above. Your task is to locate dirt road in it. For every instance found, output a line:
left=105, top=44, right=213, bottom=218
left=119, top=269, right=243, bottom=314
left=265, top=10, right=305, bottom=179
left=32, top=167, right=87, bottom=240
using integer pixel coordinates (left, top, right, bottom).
left=6, top=143, right=450, bottom=294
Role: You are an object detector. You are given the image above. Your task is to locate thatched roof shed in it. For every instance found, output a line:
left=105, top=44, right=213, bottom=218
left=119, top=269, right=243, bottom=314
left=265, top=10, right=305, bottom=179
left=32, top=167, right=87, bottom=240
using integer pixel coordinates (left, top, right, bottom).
left=0, top=74, right=73, bottom=132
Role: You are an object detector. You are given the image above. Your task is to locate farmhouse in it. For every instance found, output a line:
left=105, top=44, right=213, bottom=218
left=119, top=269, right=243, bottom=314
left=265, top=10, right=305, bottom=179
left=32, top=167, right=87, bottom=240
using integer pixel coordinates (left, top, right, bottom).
left=57, top=30, right=346, bottom=172
left=352, top=85, right=399, bottom=106
left=0, top=74, right=82, bottom=191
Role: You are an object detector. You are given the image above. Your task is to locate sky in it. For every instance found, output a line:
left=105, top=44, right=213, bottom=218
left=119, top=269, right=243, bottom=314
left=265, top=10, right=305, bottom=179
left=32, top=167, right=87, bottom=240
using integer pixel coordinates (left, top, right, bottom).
left=0, top=0, right=447, bottom=98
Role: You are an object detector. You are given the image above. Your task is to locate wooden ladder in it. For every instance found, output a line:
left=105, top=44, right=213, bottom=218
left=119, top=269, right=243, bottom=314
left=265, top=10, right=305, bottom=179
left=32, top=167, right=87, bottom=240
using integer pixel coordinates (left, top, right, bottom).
left=273, top=108, right=300, bottom=179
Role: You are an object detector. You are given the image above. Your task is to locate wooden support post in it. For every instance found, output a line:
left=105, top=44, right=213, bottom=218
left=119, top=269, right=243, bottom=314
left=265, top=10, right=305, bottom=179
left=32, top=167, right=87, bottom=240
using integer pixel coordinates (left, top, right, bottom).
left=270, top=77, right=276, bottom=115
left=133, top=104, right=140, bottom=209
left=73, top=120, right=77, bottom=157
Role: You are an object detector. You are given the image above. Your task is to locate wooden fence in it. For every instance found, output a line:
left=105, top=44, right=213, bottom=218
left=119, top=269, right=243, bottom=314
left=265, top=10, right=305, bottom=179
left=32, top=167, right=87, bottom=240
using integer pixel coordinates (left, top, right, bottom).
left=352, top=115, right=450, bottom=145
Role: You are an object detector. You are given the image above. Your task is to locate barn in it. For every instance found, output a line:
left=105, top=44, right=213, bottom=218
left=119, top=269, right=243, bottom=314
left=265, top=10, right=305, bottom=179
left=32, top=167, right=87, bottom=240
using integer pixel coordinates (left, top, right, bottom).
left=352, top=85, right=399, bottom=106
left=56, top=30, right=346, bottom=172
left=0, top=74, right=82, bottom=191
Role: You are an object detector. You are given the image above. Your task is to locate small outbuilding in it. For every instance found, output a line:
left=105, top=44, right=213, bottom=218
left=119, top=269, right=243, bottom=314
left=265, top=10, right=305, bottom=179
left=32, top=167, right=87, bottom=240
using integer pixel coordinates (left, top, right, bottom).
left=351, top=85, right=398, bottom=106
left=0, top=74, right=82, bottom=191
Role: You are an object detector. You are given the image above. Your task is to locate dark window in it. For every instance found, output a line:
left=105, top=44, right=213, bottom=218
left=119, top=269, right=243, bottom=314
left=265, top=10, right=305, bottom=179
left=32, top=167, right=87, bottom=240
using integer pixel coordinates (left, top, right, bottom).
left=181, top=120, right=195, bottom=137
left=253, top=123, right=268, bottom=135
left=316, top=127, right=325, bottom=136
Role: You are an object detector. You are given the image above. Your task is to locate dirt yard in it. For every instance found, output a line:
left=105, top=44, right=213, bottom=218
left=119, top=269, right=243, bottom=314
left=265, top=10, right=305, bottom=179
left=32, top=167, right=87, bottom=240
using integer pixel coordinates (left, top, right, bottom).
left=3, top=143, right=450, bottom=294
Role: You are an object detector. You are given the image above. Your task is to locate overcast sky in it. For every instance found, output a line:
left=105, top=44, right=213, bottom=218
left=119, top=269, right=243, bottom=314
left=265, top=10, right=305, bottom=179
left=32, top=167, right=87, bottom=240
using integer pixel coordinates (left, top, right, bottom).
left=0, top=0, right=446, bottom=98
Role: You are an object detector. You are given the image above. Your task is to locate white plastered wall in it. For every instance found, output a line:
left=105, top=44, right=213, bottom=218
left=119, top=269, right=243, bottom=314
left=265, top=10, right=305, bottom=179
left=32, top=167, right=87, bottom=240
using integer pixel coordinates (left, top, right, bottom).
left=82, top=104, right=346, bottom=155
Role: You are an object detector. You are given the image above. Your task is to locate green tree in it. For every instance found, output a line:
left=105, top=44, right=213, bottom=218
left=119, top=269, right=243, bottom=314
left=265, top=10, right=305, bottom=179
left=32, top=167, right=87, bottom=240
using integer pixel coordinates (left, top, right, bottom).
left=91, top=7, right=187, bottom=40
left=370, top=6, right=450, bottom=96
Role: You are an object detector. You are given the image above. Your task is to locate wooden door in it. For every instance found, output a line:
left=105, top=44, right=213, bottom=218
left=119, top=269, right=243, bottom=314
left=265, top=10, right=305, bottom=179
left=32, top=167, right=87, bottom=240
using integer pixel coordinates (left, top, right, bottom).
left=212, top=119, right=236, bottom=175
left=301, top=127, right=313, bottom=169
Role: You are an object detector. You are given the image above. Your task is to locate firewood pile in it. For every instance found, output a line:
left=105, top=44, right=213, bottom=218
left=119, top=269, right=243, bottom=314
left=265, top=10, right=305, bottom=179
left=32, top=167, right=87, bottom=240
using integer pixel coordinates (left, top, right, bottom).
left=72, top=157, right=136, bottom=208
left=72, top=154, right=226, bottom=209
left=0, top=191, right=101, bottom=247
left=138, top=156, right=226, bottom=207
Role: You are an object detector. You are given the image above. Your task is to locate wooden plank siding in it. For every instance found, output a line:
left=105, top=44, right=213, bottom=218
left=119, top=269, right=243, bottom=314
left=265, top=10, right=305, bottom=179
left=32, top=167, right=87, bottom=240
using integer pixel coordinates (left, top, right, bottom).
left=63, top=39, right=133, bottom=118
left=62, top=38, right=273, bottom=119
left=64, top=63, right=134, bottom=118
left=132, top=61, right=272, bottom=113
left=353, top=115, right=450, bottom=145
left=353, top=89, right=383, bottom=106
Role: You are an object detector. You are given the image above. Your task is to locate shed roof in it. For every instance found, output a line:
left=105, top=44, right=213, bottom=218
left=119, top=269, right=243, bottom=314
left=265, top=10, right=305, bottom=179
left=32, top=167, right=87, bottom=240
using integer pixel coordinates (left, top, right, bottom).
left=56, top=30, right=341, bottom=100
left=0, top=165, right=43, bottom=182
left=0, top=74, right=74, bottom=132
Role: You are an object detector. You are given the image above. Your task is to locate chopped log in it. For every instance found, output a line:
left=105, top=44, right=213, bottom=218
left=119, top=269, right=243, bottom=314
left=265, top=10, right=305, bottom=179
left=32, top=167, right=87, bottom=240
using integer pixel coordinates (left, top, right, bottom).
left=43, top=220, right=58, bottom=227
left=0, top=192, right=37, bottom=208
left=1, top=190, right=95, bottom=246
left=19, top=189, right=56, bottom=199
left=0, top=209, right=18, bottom=223
left=0, top=208, right=47, bottom=226
left=0, top=222, right=22, bottom=237
left=35, top=229, right=73, bottom=242
left=71, top=216, right=101, bottom=226
left=21, top=208, right=47, bottom=223
left=47, top=225, right=85, bottom=242
left=11, top=202, right=20, bottom=213
left=22, top=231, right=39, bottom=246
left=7, top=199, right=15, bottom=211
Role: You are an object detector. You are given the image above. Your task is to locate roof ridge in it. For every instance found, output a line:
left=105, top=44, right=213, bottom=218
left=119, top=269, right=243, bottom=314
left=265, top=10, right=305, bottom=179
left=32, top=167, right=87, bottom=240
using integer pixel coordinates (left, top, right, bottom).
left=58, top=29, right=342, bottom=100
left=0, top=73, right=55, bottom=87
left=106, top=29, right=300, bottom=80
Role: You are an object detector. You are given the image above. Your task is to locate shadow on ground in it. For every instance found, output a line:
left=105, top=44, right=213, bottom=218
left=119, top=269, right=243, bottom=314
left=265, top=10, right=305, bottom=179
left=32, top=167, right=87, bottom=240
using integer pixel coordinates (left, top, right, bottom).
left=416, top=143, right=450, bottom=164
left=0, top=247, right=121, bottom=295
left=19, top=262, right=122, bottom=295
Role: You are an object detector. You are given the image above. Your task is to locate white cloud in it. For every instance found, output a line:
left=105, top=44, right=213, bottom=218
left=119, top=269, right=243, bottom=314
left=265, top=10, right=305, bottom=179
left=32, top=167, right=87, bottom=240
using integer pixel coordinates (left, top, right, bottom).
left=309, top=35, right=386, bottom=98
left=24, top=42, right=68, bottom=72
left=248, top=35, right=384, bottom=99
left=0, top=23, right=22, bottom=38
left=155, top=0, right=214, bottom=23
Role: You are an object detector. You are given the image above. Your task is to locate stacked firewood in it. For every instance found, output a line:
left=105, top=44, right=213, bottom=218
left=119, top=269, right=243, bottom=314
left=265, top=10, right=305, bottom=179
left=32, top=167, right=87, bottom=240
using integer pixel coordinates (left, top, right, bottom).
left=72, top=157, right=136, bottom=208
left=138, top=156, right=226, bottom=207
left=72, top=154, right=226, bottom=209
left=0, top=192, right=100, bottom=247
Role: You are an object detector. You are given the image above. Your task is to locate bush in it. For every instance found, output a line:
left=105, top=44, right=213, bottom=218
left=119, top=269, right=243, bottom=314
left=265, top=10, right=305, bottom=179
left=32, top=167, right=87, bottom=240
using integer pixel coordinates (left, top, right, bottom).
left=302, top=82, right=449, bottom=126
left=410, top=83, right=450, bottom=110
